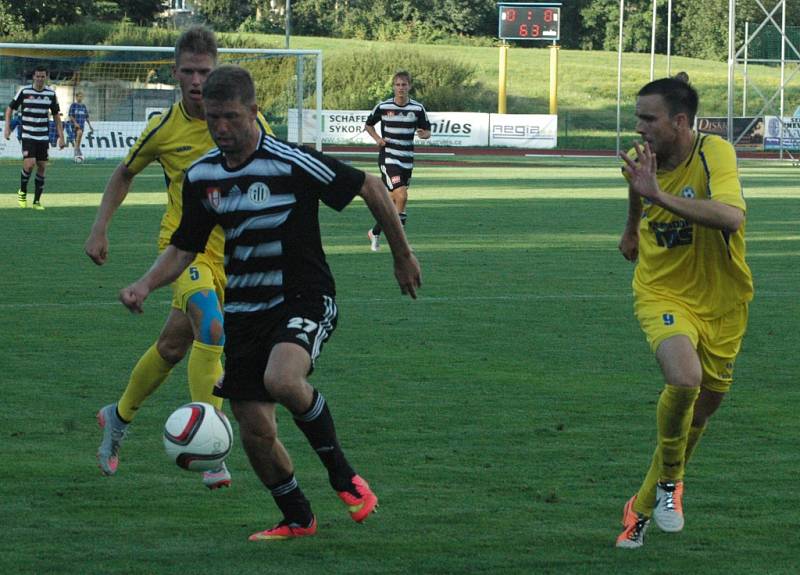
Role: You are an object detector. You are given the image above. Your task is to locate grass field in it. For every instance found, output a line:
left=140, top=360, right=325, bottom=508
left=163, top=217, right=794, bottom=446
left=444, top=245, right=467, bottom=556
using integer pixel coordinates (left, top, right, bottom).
left=1, top=155, right=798, bottom=574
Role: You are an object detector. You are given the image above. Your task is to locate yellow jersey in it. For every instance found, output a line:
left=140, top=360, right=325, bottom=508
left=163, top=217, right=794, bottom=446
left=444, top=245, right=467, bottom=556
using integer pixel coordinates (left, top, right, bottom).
left=125, top=102, right=273, bottom=262
left=628, top=133, right=754, bottom=319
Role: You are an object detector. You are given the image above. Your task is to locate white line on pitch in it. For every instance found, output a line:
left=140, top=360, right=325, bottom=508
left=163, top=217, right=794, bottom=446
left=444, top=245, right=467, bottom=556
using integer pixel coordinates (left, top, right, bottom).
left=0, top=292, right=792, bottom=309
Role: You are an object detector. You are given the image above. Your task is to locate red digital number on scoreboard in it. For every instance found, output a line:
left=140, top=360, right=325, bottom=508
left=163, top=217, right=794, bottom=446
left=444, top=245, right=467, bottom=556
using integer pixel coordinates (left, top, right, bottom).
left=499, top=4, right=560, bottom=41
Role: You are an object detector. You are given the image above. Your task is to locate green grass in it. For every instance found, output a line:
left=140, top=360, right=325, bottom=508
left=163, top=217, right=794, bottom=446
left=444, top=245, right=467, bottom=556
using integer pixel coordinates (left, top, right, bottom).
left=1, top=156, right=798, bottom=574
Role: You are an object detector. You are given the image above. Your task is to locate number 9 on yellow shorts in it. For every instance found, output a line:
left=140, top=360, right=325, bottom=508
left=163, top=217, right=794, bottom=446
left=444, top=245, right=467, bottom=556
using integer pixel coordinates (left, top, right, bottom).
left=635, top=299, right=749, bottom=393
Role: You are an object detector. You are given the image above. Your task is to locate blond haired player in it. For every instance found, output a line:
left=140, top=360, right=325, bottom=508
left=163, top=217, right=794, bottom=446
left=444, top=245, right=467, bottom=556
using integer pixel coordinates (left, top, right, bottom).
left=615, top=75, right=753, bottom=548
left=84, top=26, right=272, bottom=489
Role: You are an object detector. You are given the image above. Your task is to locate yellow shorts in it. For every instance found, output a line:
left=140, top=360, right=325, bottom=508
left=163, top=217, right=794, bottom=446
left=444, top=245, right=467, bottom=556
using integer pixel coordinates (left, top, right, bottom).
left=170, top=251, right=226, bottom=312
left=635, top=299, right=749, bottom=393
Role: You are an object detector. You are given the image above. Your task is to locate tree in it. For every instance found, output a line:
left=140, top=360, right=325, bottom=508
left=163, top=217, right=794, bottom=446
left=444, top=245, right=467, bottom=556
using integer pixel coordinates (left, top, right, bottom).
left=111, top=0, right=165, bottom=25
left=581, top=0, right=658, bottom=52
left=0, top=0, right=25, bottom=37
left=196, top=0, right=254, bottom=31
left=3, top=0, right=93, bottom=33
left=673, top=0, right=800, bottom=61
left=423, top=0, right=496, bottom=37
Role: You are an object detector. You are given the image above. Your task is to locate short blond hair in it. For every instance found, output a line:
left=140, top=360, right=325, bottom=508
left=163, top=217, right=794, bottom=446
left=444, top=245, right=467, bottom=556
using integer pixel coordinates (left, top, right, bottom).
left=175, top=26, right=217, bottom=65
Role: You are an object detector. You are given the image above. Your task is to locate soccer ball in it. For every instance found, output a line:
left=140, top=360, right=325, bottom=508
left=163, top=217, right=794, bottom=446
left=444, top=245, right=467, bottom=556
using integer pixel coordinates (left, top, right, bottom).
left=163, top=402, right=233, bottom=472
left=74, top=155, right=83, bottom=164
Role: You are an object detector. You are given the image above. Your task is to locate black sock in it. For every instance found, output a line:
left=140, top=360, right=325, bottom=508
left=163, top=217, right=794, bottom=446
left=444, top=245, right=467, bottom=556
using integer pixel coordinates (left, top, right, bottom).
left=293, top=389, right=356, bottom=493
left=267, top=475, right=313, bottom=525
left=20, top=169, right=31, bottom=193
left=115, top=406, right=131, bottom=425
left=371, top=222, right=382, bottom=236
left=34, top=174, right=44, bottom=203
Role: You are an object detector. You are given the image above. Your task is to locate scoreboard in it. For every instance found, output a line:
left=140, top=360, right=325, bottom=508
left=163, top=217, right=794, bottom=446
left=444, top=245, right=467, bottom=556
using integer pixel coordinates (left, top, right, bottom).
left=498, top=3, right=561, bottom=41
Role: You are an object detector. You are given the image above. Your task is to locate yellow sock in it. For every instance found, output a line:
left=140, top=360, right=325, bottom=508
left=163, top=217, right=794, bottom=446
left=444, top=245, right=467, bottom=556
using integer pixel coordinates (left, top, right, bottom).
left=634, top=386, right=701, bottom=515
left=187, top=341, right=224, bottom=409
left=656, top=384, right=700, bottom=482
left=634, top=448, right=660, bottom=516
left=684, top=423, right=708, bottom=465
left=118, top=344, right=174, bottom=422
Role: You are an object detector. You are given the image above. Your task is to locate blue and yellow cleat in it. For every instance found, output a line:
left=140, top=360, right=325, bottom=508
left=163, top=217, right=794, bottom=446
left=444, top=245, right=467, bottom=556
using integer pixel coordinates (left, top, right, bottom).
left=96, top=404, right=128, bottom=476
left=202, top=462, right=232, bottom=490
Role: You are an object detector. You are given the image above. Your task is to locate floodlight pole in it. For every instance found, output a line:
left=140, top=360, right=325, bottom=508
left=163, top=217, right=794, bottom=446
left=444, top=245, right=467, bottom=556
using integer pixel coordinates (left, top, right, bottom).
left=743, top=21, right=749, bottom=115
left=650, top=0, right=657, bottom=81
left=779, top=0, right=786, bottom=159
left=285, top=0, right=291, bottom=48
left=616, top=0, right=625, bottom=157
left=666, top=0, right=672, bottom=75
left=726, top=0, right=735, bottom=143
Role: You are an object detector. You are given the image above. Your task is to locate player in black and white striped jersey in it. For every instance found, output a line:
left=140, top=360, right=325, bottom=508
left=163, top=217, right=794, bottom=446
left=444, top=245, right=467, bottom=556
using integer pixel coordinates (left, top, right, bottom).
left=3, top=66, right=65, bottom=209
left=364, top=71, right=431, bottom=251
left=119, top=65, right=421, bottom=541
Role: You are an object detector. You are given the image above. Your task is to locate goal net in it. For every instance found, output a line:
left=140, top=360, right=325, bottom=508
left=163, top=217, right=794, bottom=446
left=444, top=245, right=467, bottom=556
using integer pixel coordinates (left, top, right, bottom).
left=0, top=43, right=322, bottom=160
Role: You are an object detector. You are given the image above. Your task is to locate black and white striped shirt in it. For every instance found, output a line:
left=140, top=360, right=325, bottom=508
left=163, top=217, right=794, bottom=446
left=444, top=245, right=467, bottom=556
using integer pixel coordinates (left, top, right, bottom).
left=8, top=85, right=60, bottom=142
left=172, top=135, right=365, bottom=319
left=366, top=99, right=430, bottom=170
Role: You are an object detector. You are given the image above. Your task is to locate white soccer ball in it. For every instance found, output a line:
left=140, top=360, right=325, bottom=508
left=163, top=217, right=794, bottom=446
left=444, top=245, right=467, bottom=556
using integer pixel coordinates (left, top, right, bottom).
left=74, top=155, right=83, bottom=163
left=163, top=402, right=233, bottom=472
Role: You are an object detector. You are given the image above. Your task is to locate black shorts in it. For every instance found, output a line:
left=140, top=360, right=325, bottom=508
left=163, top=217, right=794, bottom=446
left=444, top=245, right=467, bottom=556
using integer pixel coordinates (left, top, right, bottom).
left=379, top=163, right=412, bottom=191
left=22, top=139, right=49, bottom=162
left=214, top=294, right=338, bottom=402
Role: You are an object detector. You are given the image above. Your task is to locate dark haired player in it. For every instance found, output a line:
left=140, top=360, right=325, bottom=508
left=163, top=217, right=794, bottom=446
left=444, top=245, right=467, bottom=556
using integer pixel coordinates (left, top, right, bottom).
left=119, top=65, right=421, bottom=541
left=4, top=66, right=65, bottom=209
left=615, top=74, right=753, bottom=548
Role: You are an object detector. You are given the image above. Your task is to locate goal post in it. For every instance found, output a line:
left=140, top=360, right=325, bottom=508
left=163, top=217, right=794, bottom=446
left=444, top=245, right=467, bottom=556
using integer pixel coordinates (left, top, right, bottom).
left=0, top=43, right=323, bottom=160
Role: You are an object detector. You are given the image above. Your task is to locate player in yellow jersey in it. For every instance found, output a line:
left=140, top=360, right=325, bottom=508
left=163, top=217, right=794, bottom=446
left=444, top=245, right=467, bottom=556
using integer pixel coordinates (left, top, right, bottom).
left=614, top=74, right=753, bottom=548
left=84, top=26, right=272, bottom=489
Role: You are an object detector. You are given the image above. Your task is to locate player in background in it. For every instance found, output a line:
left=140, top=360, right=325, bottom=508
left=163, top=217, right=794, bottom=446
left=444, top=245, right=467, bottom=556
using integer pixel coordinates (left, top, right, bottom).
left=615, top=74, right=753, bottom=548
left=119, top=65, right=421, bottom=541
left=4, top=65, right=65, bottom=210
left=85, top=26, right=272, bottom=489
left=67, top=91, right=93, bottom=161
left=364, top=71, right=431, bottom=251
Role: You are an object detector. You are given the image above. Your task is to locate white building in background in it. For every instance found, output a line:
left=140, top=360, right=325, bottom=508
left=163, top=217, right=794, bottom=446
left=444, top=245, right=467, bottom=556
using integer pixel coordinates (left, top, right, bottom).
left=160, top=0, right=198, bottom=25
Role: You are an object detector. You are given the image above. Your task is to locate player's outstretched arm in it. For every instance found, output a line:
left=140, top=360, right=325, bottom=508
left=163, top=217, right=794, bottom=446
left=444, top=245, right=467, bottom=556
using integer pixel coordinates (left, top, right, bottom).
left=120, top=245, right=196, bottom=314
left=358, top=174, right=421, bottom=298
left=85, top=163, right=136, bottom=265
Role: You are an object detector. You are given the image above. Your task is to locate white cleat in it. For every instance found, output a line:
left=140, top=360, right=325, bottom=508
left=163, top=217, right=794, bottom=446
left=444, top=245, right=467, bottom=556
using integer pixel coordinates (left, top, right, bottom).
left=367, top=229, right=380, bottom=252
left=653, top=480, right=685, bottom=532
